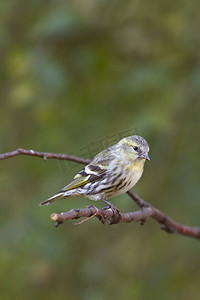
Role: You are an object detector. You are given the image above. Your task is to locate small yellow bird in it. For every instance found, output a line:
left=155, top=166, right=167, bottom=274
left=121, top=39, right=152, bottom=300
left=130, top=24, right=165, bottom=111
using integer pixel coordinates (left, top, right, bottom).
left=40, top=135, right=150, bottom=212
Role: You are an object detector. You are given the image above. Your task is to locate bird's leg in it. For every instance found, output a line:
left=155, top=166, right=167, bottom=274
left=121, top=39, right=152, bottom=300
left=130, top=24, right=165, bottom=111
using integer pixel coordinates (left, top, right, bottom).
left=101, top=199, right=121, bottom=224
left=101, top=199, right=117, bottom=211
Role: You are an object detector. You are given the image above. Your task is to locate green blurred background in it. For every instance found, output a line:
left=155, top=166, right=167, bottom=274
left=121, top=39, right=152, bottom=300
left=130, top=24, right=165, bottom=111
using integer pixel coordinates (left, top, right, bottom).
left=0, top=1, right=200, bottom=299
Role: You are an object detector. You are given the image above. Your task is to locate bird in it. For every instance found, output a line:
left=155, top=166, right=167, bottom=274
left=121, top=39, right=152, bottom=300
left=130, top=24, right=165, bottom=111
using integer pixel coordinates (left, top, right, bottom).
left=40, top=135, right=150, bottom=213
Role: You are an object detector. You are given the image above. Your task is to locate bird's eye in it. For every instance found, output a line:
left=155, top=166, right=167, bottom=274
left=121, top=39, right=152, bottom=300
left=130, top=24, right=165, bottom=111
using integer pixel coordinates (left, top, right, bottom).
left=133, top=146, right=138, bottom=151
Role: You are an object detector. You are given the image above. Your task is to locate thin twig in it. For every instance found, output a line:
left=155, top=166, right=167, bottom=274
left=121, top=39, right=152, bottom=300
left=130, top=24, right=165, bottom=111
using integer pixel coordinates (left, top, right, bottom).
left=1, top=148, right=200, bottom=240
left=0, top=148, right=90, bottom=165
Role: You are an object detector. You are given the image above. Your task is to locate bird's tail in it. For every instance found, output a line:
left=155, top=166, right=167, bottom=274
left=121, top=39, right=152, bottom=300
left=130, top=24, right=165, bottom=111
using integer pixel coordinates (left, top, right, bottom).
left=40, top=192, right=65, bottom=206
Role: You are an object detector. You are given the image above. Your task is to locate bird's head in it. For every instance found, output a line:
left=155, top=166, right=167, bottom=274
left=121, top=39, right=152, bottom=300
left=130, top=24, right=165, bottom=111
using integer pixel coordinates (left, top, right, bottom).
left=118, top=135, right=150, bottom=162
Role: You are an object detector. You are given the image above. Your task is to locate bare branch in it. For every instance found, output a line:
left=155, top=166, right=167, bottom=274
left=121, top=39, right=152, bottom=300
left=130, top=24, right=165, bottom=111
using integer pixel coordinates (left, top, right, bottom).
left=127, top=190, right=149, bottom=208
left=0, top=148, right=90, bottom=165
left=1, top=148, right=200, bottom=240
left=127, top=190, right=200, bottom=239
left=50, top=206, right=154, bottom=227
left=50, top=204, right=200, bottom=240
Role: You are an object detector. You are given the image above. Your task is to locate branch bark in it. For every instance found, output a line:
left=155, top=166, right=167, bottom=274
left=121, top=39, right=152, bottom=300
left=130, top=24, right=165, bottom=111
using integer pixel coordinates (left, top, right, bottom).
left=1, top=148, right=200, bottom=240
left=0, top=148, right=90, bottom=165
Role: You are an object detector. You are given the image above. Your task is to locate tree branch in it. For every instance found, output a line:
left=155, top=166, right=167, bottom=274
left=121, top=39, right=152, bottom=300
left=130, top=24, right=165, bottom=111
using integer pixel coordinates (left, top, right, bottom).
left=50, top=206, right=200, bottom=240
left=50, top=206, right=154, bottom=227
left=1, top=148, right=200, bottom=240
left=0, top=148, right=90, bottom=165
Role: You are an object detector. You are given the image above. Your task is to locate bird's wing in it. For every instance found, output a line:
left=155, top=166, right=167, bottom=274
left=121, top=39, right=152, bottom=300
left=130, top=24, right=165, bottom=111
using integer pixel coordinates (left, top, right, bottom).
left=40, top=149, right=115, bottom=206
left=59, top=148, right=116, bottom=192
left=40, top=163, right=108, bottom=205
left=59, top=164, right=106, bottom=192
left=58, top=147, right=114, bottom=193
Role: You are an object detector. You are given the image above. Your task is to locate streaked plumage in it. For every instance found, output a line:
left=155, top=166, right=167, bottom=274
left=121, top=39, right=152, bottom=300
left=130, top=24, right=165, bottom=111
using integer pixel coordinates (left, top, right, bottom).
left=40, top=135, right=150, bottom=208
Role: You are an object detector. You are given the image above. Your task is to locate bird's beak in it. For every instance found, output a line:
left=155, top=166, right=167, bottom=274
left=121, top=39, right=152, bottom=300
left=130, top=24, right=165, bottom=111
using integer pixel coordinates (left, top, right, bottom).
left=140, top=153, right=150, bottom=161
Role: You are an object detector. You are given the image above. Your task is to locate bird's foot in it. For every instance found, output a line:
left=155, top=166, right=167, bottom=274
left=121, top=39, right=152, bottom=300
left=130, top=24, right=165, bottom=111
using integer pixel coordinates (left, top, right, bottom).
left=101, top=200, right=121, bottom=224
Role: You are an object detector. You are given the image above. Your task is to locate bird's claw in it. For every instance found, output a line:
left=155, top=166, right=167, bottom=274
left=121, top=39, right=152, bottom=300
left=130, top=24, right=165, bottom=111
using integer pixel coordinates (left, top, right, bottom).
left=102, top=204, right=121, bottom=224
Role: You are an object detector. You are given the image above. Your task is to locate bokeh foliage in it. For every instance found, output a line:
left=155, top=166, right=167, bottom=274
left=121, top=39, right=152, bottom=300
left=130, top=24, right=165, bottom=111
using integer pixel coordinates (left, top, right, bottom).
left=0, top=1, right=200, bottom=299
